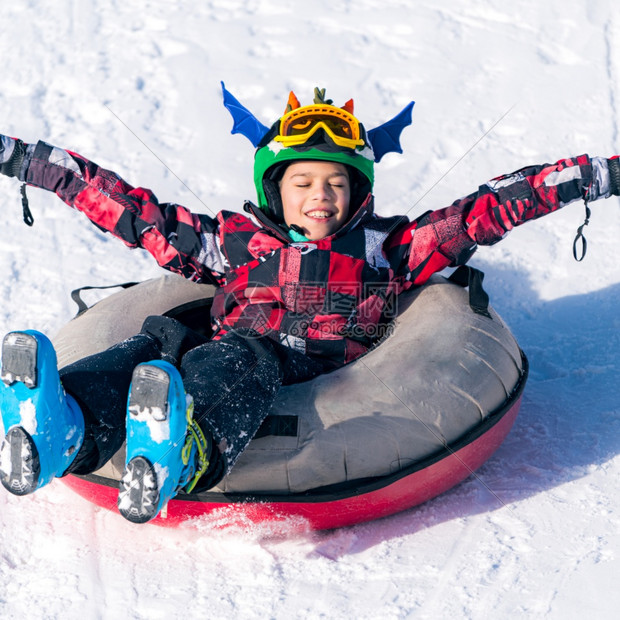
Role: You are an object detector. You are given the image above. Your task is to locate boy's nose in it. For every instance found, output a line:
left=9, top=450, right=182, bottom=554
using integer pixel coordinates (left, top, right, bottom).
left=313, top=183, right=331, bottom=200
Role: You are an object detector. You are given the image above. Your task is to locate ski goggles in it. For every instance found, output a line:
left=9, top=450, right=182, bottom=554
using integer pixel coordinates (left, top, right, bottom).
left=274, top=105, right=366, bottom=150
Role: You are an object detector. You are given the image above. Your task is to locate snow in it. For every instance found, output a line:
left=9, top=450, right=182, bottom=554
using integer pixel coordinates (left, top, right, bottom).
left=18, top=399, right=38, bottom=435
left=1, top=0, right=619, bottom=618
left=127, top=406, right=170, bottom=443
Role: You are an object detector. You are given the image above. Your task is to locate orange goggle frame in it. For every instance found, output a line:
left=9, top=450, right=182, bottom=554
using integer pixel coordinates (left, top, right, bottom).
left=274, top=105, right=365, bottom=149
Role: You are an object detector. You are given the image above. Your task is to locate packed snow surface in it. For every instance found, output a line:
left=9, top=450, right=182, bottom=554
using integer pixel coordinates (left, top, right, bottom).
left=1, top=1, right=619, bottom=618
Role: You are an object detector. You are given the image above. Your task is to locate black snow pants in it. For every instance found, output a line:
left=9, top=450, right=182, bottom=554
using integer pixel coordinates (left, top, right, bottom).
left=61, top=316, right=328, bottom=492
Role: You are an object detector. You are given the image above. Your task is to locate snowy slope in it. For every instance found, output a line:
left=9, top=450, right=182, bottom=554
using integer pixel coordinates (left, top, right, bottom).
left=1, top=1, right=619, bottom=618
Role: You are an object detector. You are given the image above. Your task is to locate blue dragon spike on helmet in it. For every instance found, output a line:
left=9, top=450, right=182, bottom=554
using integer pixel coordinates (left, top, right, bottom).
left=367, top=102, right=415, bottom=162
left=221, top=81, right=270, bottom=148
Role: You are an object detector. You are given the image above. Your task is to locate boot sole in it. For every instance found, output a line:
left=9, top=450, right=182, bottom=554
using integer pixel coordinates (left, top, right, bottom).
left=1, top=332, right=38, bottom=388
left=127, top=364, right=170, bottom=421
left=0, top=427, right=41, bottom=495
left=0, top=333, right=42, bottom=494
left=119, top=364, right=173, bottom=523
left=118, top=456, right=160, bottom=524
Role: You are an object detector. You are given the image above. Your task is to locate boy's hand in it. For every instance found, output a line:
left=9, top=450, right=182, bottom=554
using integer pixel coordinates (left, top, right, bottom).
left=0, top=135, right=26, bottom=177
left=608, top=157, right=620, bottom=196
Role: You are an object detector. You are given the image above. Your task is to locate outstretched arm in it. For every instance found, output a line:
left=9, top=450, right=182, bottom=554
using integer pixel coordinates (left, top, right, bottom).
left=0, top=136, right=226, bottom=284
left=462, top=155, right=617, bottom=244
left=394, top=154, right=619, bottom=285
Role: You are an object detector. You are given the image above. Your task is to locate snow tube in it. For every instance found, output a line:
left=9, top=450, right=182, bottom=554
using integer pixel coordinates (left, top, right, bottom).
left=54, top=273, right=527, bottom=531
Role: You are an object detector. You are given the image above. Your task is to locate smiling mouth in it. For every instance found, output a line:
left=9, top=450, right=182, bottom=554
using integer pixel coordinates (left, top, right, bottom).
left=304, top=210, right=335, bottom=220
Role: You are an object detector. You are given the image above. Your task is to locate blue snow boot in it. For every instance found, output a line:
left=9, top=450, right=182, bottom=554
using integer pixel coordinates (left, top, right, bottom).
left=0, top=331, right=85, bottom=495
left=118, top=360, right=210, bottom=524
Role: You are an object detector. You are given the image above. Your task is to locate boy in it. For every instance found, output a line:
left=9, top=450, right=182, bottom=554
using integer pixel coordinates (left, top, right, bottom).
left=0, top=85, right=618, bottom=523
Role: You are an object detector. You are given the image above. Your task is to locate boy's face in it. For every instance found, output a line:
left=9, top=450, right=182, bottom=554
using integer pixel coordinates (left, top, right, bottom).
left=279, top=161, right=351, bottom=240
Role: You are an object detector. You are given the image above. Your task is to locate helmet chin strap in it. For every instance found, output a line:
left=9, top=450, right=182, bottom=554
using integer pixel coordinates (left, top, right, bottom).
left=260, top=179, right=306, bottom=240
left=261, top=178, right=308, bottom=241
left=262, top=163, right=288, bottom=223
left=262, top=176, right=285, bottom=223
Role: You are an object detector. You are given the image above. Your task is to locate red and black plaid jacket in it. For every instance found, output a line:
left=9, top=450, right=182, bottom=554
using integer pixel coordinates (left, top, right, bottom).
left=22, top=141, right=610, bottom=366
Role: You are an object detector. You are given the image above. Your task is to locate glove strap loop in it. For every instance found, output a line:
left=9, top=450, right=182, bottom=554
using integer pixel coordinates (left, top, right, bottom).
left=572, top=199, right=590, bottom=262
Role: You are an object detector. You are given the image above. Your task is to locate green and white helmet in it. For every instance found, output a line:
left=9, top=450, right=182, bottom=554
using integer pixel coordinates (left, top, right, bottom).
left=221, top=82, right=414, bottom=219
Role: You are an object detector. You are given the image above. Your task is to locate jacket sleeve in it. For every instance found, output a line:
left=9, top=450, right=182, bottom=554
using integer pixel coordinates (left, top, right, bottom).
left=393, top=154, right=612, bottom=285
left=22, top=140, right=227, bottom=284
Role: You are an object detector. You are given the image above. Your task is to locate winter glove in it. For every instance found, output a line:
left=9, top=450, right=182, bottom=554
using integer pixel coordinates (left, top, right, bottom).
left=0, top=135, right=26, bottom=178
left=608, top=157, right=620, bottom=196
